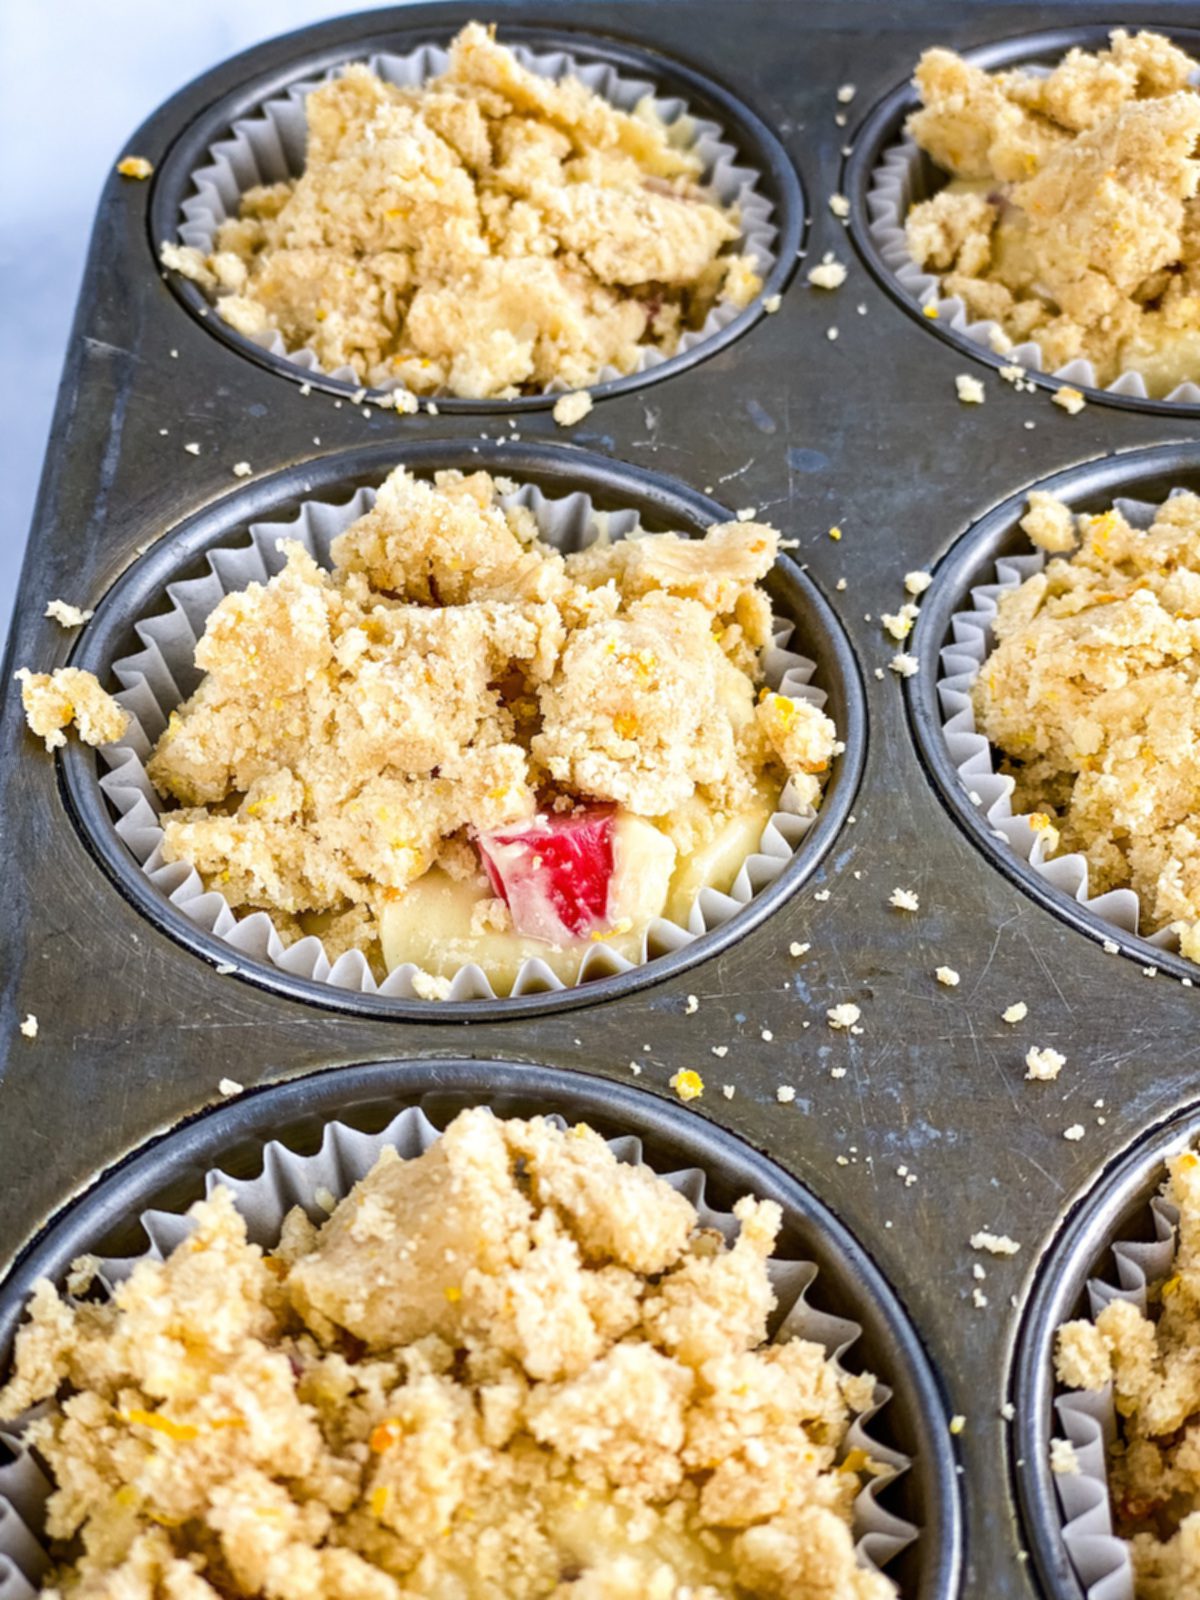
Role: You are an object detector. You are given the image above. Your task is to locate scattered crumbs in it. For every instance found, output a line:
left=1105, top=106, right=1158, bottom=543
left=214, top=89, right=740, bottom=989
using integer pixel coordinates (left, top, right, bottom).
left=834, top=111, right=847, bottom=127
left=837, top=83, right=856, bottom=103
left=949, top=1415, right=966, bottom=1435
left=889, top=888, right=919, bottom=912
left=1000, top=1402, right=1015, bottom=1422
left=19, top=1014, right=37, bottom=1039
left=735, top=507, right=756, bottom=521
left=1064, top=1124, right=1086, bottom=1142
left=828, top=525, right=843, bottom=542
left=881, top=608, right=915, bottom=641
left=627, top=1061, right=643, bottom=1076
left=159, top=428, right=169, bottom=436
left=1051, top=1439, right=1081, bottom=1476
left=856, top=302, right=867, bottom=315
left=670, top=1068, right=704, bottom=1102
left=184, top=442, right=201, bottom=456
left=1023, top=420, right=1036, bottom=430
left=763, top=293, right=782, bottom=313
left=807, top=259, right=847, bottom=290
left=1025, top=1045, right=1065, bottom=1082
left=776, top=1085, right=796, bottom=1104
left=299, top=382, right=312, bottom=397
left=814, top=889, right=830, bottom=902
left=711, top=1045, right=729, bottom=1059
left=970, top=1231, right=1021, bottom=1256
left=830, top=1065, right=847, bottom=1078
left=829, top=194, right=850, bottom=219
left=214, top=962, right=236, bottom=976
left=904, top=570, right=932, bottom=596
left=955, top=374, right=985, bottom=404
left=968, top=789, right=982, bottom=805
left=44, top=600, right=93, bottom=629
left=116, top=155, right=153, bottom=180
left=827, top=1002, right=861, bottom=1031
left=1094, top=1098, right=1105, bottom=1109
left=1103, top=939, right=1120, bottom=955
left=1053, top=385, right=1086, bottom=415
left=1002, top=1001, right=1028, bottom=1025
left=1143, top=965, right=1158, bottom=979
left=684, top=994, right=699, bottom=1015
left=922, top=303, right=939, bottom=319
left=231, top=461, right=252, bottom=478
left=722, top=1084, right=735, bottom=1100
left=218, top=1077, right=243, bottom=1097
left=552, top=390, right=593, bottom=427
left=789, top=941, right=810, bottom=957
left=761, top=1028, right=774, bottom=1042
left=826, top=326, right=839, bottom=341
left=836, top=577, right=847, bottom=591
left=169, top=348, right=179, bottom=359
left=936, top=966, right=960, bottom=987
left=987, top=325, right=1014, bottom=355
left=972, top=1288, right=989, bottom=1309
left=874, top=667, right=885, bottom=680
left=426, top=401, right=440, bottom=416
left=972, top=1264, right=986, bottom=1281
left=836, top=1155, right=849, bottom=1167
left=890, top=652, right=919, bottom=677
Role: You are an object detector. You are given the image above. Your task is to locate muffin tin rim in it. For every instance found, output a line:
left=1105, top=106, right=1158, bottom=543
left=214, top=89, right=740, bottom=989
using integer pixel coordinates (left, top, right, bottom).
left=1009, top=1096, right=1200, bottom=1600
left=843, top=20, right=1200, bottom=418
left=57, top=436, right=868, bottom=1022
left=907, top=439, right=1200, bottom=988
left=0, top=1054, right=963, bottom=1600
left=146, top=18, right=805, bottom=411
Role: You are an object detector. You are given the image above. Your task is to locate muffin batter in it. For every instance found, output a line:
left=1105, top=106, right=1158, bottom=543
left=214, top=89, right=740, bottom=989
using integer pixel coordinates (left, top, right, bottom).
left=972, top=490, right=1200, bottom=959
left=0, top=1110, right=896, bottom=1600
left=137, top=467, right=835, bottom=988
left=1057, top=1147, right=1200, bottom=1597
left=168, top=23, right=762, bottom=397
left=904, top=30, right=1200, bottom=395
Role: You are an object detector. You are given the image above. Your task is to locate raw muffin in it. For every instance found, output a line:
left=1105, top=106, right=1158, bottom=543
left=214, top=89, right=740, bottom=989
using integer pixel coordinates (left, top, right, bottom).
left=38, top=467, right=830, bottom=994
left=903, top=29, right=1200, bottom=395
left=0, top=1109, right=897, bottom=1600
left=972, top=490, right=1200, bottom=958
left=165, top=22, right=762, bottom=398
left=1057, top=1147, right=1200, bottom=1598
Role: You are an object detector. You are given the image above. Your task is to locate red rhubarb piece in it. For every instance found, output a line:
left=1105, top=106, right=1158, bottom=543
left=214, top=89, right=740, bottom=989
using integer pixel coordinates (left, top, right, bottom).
left=477, top=809, right=616, bottom=942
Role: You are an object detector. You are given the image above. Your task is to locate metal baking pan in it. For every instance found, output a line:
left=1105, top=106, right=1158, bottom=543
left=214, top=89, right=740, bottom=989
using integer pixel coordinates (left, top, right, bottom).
left=5, top=3, right=1200, bottom=1596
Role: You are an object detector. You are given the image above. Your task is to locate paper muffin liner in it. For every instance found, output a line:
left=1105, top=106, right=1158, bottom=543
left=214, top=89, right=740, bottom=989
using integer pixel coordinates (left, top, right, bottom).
left=937, top=491, right=1185, bottom=960
left=0, top=1105, right=917, bottom=1592
left=171, top=40, right=778, bottom=398
left=1050, top=1182, right=1182, bottom=1598
left=866, top=121, right=1200, bottom=405
left=98, top=480, right=832, bottom=1000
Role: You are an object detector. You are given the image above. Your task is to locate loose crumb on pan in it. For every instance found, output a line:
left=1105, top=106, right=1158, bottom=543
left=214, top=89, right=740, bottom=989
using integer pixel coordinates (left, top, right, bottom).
left=889, top=653, right=919, bottom=677
left=0, top=1109, right=899, bottom=1599
left=935, top=965, right=960, bottom=987
left=217, top=1077, right=243, bottom=1097
left=1050, top=1438, right=1081, bottom=1475
left=827, top=1002, right=861, bottom=1030
left=904, top=570, right=932, bottom=596
left=1064, top=1123, right=1086, bottom=1141
left=889, top=887, right=920, bottom=911
left=970, top=1230, right=1021, bottom=1256
left=552, top=390, right=594, bottom=428
left=949, top=1414, right=966, bottom=1435
left=669, top=1067, right=704, bottom=1101
left=44, top=599, right=94, bottom=629
left=955, top=374, right=985, bottom=403
left=1052, top=385, right=1087, bottom=415
left=18, top=1014, right=37, bottom=1039
left=776, top=1085, right=796, bottom=1103
left=14, top=668, right=129, bottom=753
left=1002, top=1001, right=1028, bottom=1024
left=837, top=84, right=857, bottom=104
left=789, top=941, right=811, bottom=957
left=684, top=994, right=699, bottom=1014
left=829, top=194, right=850, bottom=219
left=763, top=293, right=782, bottom=313
left=116, top=155, right=153, bottom=179
left=807, top=258, right=848, bottom=290
left=1025, top=1045, right=1065, bottom=1081
left=231, top=461, right=252, bottom=478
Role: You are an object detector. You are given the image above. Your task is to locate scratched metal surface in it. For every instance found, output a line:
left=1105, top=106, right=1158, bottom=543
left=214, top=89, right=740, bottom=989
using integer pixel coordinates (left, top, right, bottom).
left=2, top=2, right=1199, bottom=1595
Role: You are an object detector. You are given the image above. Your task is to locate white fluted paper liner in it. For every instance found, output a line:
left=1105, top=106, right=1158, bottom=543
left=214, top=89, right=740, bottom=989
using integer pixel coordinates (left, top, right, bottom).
left=937, top=492, right=1186, bottom=959
left=99, top=480, right=831, bottom=1000
left=1050, top=1187, right=1183, bottom=1598
left=172, top=40, right=777, bottom=397
left=0, top=1106, right=916, bottom=1593
left=866, top=118, right=1200, bottom=405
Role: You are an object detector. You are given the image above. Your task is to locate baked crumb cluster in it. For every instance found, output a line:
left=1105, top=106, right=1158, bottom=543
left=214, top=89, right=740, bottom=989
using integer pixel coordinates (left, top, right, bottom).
left=973, top=491, right=1200, bottom=959
left=0, top=1111, right=895, bottom=1599
left=1057, top=1149, right=1200, bottom=1597
left=167, top=22, right=762, bottom=398
left=14, top=668, right=128, bottom=753
left=904, top=30, right=1200, bottom=396
left=134, top=467, right=833, bottom=977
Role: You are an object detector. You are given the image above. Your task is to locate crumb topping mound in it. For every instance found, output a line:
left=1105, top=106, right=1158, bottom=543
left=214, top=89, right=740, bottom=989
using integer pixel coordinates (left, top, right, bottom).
left=1056, top=1149, right=1200, bottom=1597
left=972, top=491, right=1200, bottom=958
left=141, top=467, right=835, bottom=976
left=173, top=22, right=762, bottom=398
left=903, top=30, right=1200, bottom=396
left=0, top=1110, right=896, bottom=1599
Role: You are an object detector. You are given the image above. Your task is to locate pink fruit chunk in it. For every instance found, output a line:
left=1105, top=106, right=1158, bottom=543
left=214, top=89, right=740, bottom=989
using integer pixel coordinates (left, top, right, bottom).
left=477, top=810, right=616, bottom=943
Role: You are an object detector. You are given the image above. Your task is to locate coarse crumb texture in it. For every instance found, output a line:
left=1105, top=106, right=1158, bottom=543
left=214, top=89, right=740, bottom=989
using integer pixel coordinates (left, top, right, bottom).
left=15, top=668, right=129, bottom=753
left=172, top=23, right=761, bottom=398
left=143, top=465, right=836, bottom=985
left=972, top=491, right=1200, bottom=957
left=903, top=30, right=1200, bottom=397
left=1056, top=1148, right=1200, bottom=1597
left=0, top=1110, right=895, bottom=1600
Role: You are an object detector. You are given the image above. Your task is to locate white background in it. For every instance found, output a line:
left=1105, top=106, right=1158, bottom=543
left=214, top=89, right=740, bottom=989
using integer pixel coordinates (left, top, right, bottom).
left=0, top=0, right=409, bottom=651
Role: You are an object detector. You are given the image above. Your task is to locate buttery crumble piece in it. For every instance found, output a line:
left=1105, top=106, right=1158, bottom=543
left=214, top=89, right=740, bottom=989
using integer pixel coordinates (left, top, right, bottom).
left=44, top=599, right=93, bottom=629
left=949, top=1415, right=966, bottom=1435
left=1025, top=1045, right=1065, bottom=1081
left=1002, top=1001, right=1028, bottom=1024
left=1050, top=1438, right=1081, bottom=1475
left=1052, top=386, right=1087, bottom=415
left=1063, top=1124, right=1086, bottom=1141
left=789, top=941, right=810, bottom=957
left=763, top=293, right=782, bottom=313
left=0, top=1109, right=898, bottom=1600
left=15, top=668, right=128, bottom=753
left=935, top=965, right=960, bottom=987
left=955, top=373, right=985, bottom=403
left=970, top=1231, right=1020, bottom=1256
left=827, top=1002, right=861, bottom=1030
left=837, top=84, right=856, bottom=104
left=807, top=259, right=848, bottom=290
left=829, top=194, right=850, bottom=219
left=889, top=887, right=920, bottom=911
left=18, top=1014, right=37, bottom=1039
left=116, top=155, right=153, bottom=180
left=231, top=461, right=252, bottom=477
left=775, top=1085, right=796, bottom=1104
left=552, top=390, right=594, bottom=428
left=173, top=24, right=762, bottom=400
left=669, top=1067, right=704, bottom=1101
left=217, top=1078, right=243, bottom=1097
left=904, top=570, right=932, bottom=595
left=889, top=653, right=919, bottom=677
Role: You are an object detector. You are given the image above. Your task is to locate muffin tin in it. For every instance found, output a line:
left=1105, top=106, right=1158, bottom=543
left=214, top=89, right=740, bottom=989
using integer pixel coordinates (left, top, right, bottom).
left=8, top=2, right=1200, bottom=1596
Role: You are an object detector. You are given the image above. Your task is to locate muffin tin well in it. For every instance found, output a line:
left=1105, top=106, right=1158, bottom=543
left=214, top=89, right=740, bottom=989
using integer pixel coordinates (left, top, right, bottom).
left=150, top=22, right=803, bottom=409
left=0, top=1059, right=961, bottom=1600
left=12, top=4, right=1200, bottom=1598
left=909, top=441, right=1200, bottom=983
left=60, top=438, right=865, bottom=1018
left=845, top=23, right=1200, bottom=415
